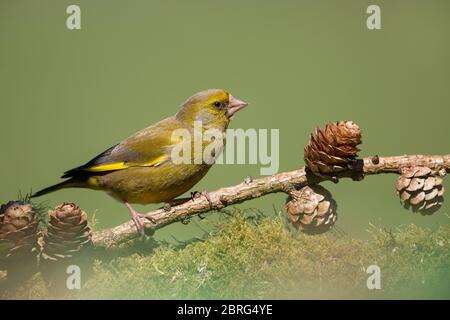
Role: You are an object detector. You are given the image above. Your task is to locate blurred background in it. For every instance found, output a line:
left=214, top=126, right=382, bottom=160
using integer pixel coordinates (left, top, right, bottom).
left=1, top=0, right=449, bottom=243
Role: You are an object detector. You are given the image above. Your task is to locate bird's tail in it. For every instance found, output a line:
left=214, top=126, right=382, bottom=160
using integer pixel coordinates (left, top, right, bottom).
left=31, top=179, right=84, bottom=198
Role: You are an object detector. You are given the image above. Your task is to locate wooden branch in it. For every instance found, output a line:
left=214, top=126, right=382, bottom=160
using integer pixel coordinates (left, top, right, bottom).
left=91, top=154, right=450, bottom=248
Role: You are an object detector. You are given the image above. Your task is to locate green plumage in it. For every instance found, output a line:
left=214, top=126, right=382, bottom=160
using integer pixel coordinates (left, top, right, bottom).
left=32, top=89, right=246, bottom=205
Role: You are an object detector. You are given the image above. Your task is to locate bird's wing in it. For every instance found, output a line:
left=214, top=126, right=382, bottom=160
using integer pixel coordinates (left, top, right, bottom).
left=62, top=117, right=183, bottom=178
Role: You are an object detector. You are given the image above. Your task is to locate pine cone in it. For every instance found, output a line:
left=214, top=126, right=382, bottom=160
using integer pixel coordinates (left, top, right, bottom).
left=304, top=121, right=362, bottom=175
left=0, top=201, right=39, bottom=267
left=286, top=185, right=337, bottom=234
left=41, top=203, right=93, bottom=262
left=396, top=167, right=445, bottom=215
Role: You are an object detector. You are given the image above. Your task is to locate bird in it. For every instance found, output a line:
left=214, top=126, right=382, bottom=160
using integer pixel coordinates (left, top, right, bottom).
left=32, top=89, right=248, bottom=235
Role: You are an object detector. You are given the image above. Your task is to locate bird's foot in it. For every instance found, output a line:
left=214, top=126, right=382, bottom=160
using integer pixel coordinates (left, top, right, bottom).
left=191, top=190, right=213, bottom=208
left=125, top=202, right=157, bottom=238
left=129, top=208, right=145, bottom=237
left=163, top=198, right=190, bottom=211
left=191, top=191, right=200, bottom=201
left=139, top=212, right=158, bottom=224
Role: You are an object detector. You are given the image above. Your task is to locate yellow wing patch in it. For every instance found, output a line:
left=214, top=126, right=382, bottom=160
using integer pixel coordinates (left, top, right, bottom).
left=85, top=155, right=167, bottom=173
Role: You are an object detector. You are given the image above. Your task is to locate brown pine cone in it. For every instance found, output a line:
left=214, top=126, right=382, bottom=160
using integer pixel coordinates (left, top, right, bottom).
left=304, top=121, right=362, bottom=176
left=396, top=167, right=445, bottom=215
left=286, top=185, right=337, bottom=234
left=0, top=201, right=39, bottom=266
left=41, top=203, right=93, bottom=262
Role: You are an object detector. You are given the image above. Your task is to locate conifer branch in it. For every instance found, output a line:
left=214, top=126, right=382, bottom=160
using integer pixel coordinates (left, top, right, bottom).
left=91, top=154, right=450, bottom=248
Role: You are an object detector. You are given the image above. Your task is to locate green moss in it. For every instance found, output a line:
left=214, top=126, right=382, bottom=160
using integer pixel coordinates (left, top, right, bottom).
left=2, top=210, right=450, bottom=299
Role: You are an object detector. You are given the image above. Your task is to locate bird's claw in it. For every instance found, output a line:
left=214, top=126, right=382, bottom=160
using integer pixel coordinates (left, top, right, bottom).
left=125, top=202, right=157, bottom=238
left=139, top=213, right=157, bottom=224
left=130, top=212, right=145, bottom=238
left=191, top=191, right=201, bottom=201
left=191, top=190, right=213, bottom=208
left=132, top=214, right=157, bottom=238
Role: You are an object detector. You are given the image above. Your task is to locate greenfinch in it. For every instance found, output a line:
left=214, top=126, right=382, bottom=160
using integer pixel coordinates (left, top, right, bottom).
left=32, top=89, right=248, bottom=235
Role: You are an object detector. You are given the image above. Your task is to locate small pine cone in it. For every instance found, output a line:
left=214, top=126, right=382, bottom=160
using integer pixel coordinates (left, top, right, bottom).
left=286, top=185, right=337, bottom=234
left=41, top=203, right=93, bottom=263
left=396, top=167, right=445, bottom=215
left=304, top=121, right=362, bottom=175
left=0, top=201, right=39, bottom=267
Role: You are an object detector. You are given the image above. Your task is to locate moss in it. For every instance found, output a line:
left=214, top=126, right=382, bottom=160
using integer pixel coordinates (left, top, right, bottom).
left=2, top=210, right=450, bottom=299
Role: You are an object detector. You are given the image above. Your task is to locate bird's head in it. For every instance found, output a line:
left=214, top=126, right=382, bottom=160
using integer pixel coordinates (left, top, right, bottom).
left=176, top=89, right=248, bottom=129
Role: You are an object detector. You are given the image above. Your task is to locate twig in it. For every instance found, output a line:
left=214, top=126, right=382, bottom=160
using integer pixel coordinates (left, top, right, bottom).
left=91, top=154, right=450, bottom=248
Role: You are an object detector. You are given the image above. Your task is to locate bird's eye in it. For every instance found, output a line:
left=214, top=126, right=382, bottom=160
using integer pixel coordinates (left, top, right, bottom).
left=213, top=101, right=222, bottom=108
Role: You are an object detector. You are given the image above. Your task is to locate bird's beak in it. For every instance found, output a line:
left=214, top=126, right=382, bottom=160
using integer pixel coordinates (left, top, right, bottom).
left=227, top=95, right=249, bottom=118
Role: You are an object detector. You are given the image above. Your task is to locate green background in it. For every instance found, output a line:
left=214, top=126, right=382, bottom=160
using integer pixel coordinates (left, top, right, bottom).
left=1, top=0, right=449, bottom=243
